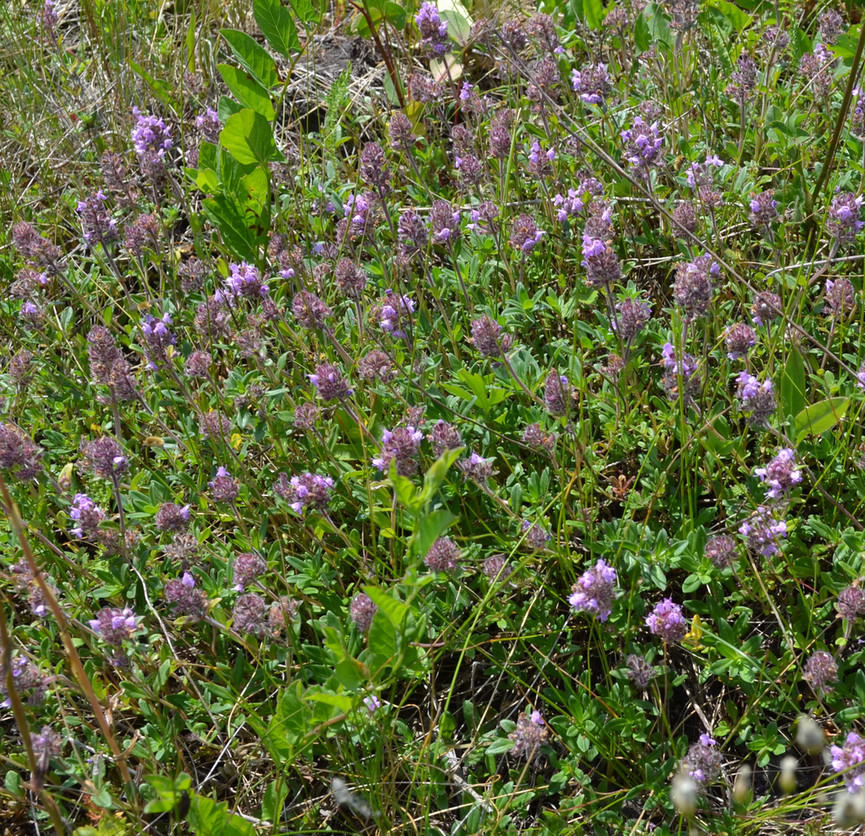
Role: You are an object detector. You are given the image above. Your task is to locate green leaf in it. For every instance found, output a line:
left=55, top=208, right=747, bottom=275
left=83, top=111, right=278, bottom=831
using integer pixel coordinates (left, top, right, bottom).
left=129, top=61, right=176, bottom=110
left=707, top=0, right=750, bottom=32
left=261, top=779, right=289, bottom=823
left=262, top=681, right=308, bottom=759
left=367, top=611, right=397, bottom=673
left=253, top=0, right=300, bottom=57
left=290, top=0, right=318, bottom=23
left=634, top=11, right=650, bottom=52
left=795, top=397, right=849, bottom=442
left=573, top=0, right=604, bottom=29
left=220, top=29, right=279, bottom=88
left=486, top=737, right=516, bottom=755
left=217, top=64, right=275, bottom=120
left=220, top=109, right=282, bottom=166
left=419, top=446, right=463, bottom=506
left=780, top=348, right=806, bottom=424
left=363, top=587, right=410, bottom=627
left=189, top=794, right=255, bottom=836
left=410, top=508, right=457, bottom=560
left=202, top=196, right=259, bottom=262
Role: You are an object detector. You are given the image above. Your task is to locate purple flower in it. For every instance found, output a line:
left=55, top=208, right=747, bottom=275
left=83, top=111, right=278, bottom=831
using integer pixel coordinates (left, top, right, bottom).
left=225, top=261, right=268, bottom=299
left=424, top=536, right=461, bottom=572
left=521, top=519, right=550, bottom=551
left=838, top=584, right=865, bottom=622
left=544, top=372, right=571, bottom=416
left=470, top=315, right=512, bottom=357
left=70, top=493, right=106, bottom=539
left=571, top=62, right=611, bottom=104
left=89, top=606, right=140, bottom=646
left=232, top=593, right=269, bottom=636
left=208, top=466, right=239, bottom=502
left=309, top=363, right=353, bottom=402
left=509, top=708, right=548, bottom=757
left=803, top=650, right=838, bottom=694
left=581, top=233, right=621, bottom=286
left=705, top=535, right=736, bottom=569
left=612, top=297, right=651, bottom=341
left=828, top=193, right=864, bottom=246
left=364, top=695, right=381, bottom=713
left=415, top=2, right=449, bottom=56
left=76, top=191, right=118, bottom=246
left=81, top=436, right=128, bottom=479
left=646, top=599, right=688, bottom=643
left=373, top=426, right=424, bottom=476
left=155, top=502, right=191, bottom=533
left=274, top=472, right=334, bottom=514
left=831, top=732, right=865, bottom=792
left=196, top=108, right=221, bottom=143
left=750, top=191, right=778, bottom=229
left=232, top=552, right=267, bottom=591
left=754, top=448, right=802, bottom=499
left=682, top=734, right=721, bottom=786
left=131, top=107, right=173, bottom=160
left=739, top=506, right=787, bottom=556
left=660, top=343, right=701, bottom=400
left=457, top=451, right=495, bottom=482
left=673, top=254, right=718, bottom=320
left=430, top=199, right=461, bottom=243
left=377, top=291, right=415, bottom=338
left=568, top=559, right=617, bottom=621
left=724, top=323, right=756, bottom=360
left=142, top=311, right=176, bottom=368
left=164, top=572, right=207, bottom=620
left=736, top=372, right=776, bottom=426
left=510, top=214, right=545, bottom=253
left=621, top=117, right=664, bottom=176
left=350, top=592, right=377, bottom=631
left=625, top=654, right=655, bottom=690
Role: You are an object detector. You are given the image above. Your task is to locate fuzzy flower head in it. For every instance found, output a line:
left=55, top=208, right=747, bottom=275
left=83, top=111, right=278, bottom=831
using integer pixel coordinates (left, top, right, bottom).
left=571, top=62, right=611, bottom=104
left=832, top=733, right=865, bottom=793
left=208, top=466, right=239, bottom=503
left=131, top=107, right=173, bottom=160
left=621, top=117, right=664, bottom=176
left=754, top=448, right=802, bottom=499
left=424, top=536, right=461, bottom=572
left=660, top=343, right=701, bottom=401
left=89, top=606, right=140, bottom=646
left=350, top=592, right=377, bottom=632
left=81, top=436, right=128, bottom=479
left=838, top=584, right=865, bottom=622
left=739, top=506, right=787, bottom=556
left=705, top=534, right=737, bottom=569
left=736, top=372, right=775, bottom=426
left=274, top=472, right=334, bottom=514
left=415, top=2, right=449, bottom=55
left=828, top=193, right=864, bottom=246
left=509, top=708, right=548, bottom=757
left=377, top=290, right=415, bottom=339
left=544, top=372, right=571, bottom=417
left=803, top=650, right=838, bottom=695
left=568, top=559, right=617, bottom=621
left=673, top=254, right=718, bottom=321
left=750, top=191, right=778, bottom=229
left=309, top=363, right=353, bottom=402
left=69, top=493, right=106, bottom=539
left=646, top=598, right=688, bottom=643
left=724, top=323, right=756, bottom=360
left=373, top=426, right=424, bottom=476
left=225, top=261, right=268, bottom=299
left=521, top=519, right=550, bottom=551
left=682, top=734, right=722, bottom=787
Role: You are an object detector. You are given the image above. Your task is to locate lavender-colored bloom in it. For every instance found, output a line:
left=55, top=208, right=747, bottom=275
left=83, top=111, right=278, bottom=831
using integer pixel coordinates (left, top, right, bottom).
left=488, top=109, right=513, bottom=160
left=660, top=343, right=701, bottom=400
left=825, top=278, right=856, bottom=319
left=483, top=554, right=508, bottom=580
left=81, top=436, right=128, bottom=479
left=232, top=593, right=269, bottom=636
left=0, top=656, right=49, bottom=708
left=682, top=734, right=722, bottom=787
left=124, top=212, right=160, bottom=256
left=232, top=553, right=267, bottom=591
left=185, top=350, right=212, bottom=378
left=568, top=559, right=617, bottom=621
left=612, top=296, right=651, bottom=341
left=522, top=422, right=556, bottom=453
left=510, top=214, right=545, bottom=253
left=293, top=403, right=320, bottom=430
left=736, top=372, right=776, bottom=425
left=724, top=323, right=756, bottom=360
left=521, top=519, right=550, bottom=551
left=39, top=0, right=58, bottom=41
left=208, top=466, right=239, bottom=502
left=750, top=191, right=778, bottom=229
left=819, top=9, right=845, bottom=45
left=292, top=291, right=332, bottom=329
left=430, top=199, right=461, bottom=243
left=544, top=372, right=571, bottom=416
left=706, top=535, right=736, bottom=569
left=155, top=502, right=190, bottom=533
left=857, top=361, right=865, bottom=391
left=668, top=0, right=699, bottom=30
left=581, top=234, right=621, bottom=286
left=398, top=210, right=428, bottom=257
left=69, top=493, right=106, bottom=539
left=726, top=52, right=758, bottom=102
left=425, top=536, right=461, bottom=572
left=363, top=695, right=381, bottom=713
left=470, top=315, right=512, bottom=357
left=458, top=451, right=495, bottom=482
left=225, top=261, right=268, bottom=299
left=309, top=363, right=353, bottom=402
left=269, top=596, right=299, bottom=631
left=29, top=724, right=62, bottom=791
left=377, top=290, right=415, bottom=338
left=373, top=426, right=424, bottom=476
left=350, top=592, right=377, bottom=631
left=828, top=193, right=864, bottom=246
left=646, top=599, right=688, bottom=643
left=334, top=258, right=367, bottom=297
left=625, top=654, right=655, bottom=690
left=428, top=420, right=462, bottom=457
left=803, top=650, right=838, bottom=694
left=164, top=572, right=207, bottom=620
left=389, top=112, right=416, bottom=152
left=89, top=606, right=140, bottom=646
left=571, top=62, right=611, bottom=104
left=358, top=349, right=395, bottom=382
left=359, top=141, right=390, bottom=189
left=141, top=312, right=176, bottom=368
left=77, top=191, right=118, bottom=246
left=199, top=411, right=231, bottom=441
left=754, top=448, right=802, bottom=499
left=673, top=201, right=698, bottom=236
left=131, top=107, right=173, bottom=161
left=509, top=709, right=548, bottom=757
left=274, top=472, right=334, bottom=513
left=752, top=291, right=782, bottom=326
left=527, top=57, right=560, bottom=109
left=415, top=2, right=449, bottom=55
left=838, top=585, right=865, bottom=622
left=621, top=117, right=664, bottom=176
left=11, top=221, right=62, bottom=272
left=739, top=506, right=787, bottom=556
left=527, top=140, right=555, bottom=178
left=196, top=108, right=221, bottom=143
left=673, top=254, right=718, bottom=320
left=0, top=423, right=44, bottom=480
left=831, top=732, right=865, bottom=792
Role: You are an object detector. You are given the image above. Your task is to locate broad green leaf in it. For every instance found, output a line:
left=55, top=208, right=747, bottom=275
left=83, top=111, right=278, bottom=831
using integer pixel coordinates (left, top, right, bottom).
left=634, top=11, right=650, bottom=52
left=306, top=691, right=353, bottom=712
left=384, top=2, right=406, bottom=29
left=486, top=737, right=516, bottom=755
left=220, top=108, right=281, bottom=166
left=574, top=0, right=604, bottom=29
left=410, top=508, right=457, bottom=560
left=290, top=0, right=318, bottom=23
left=780, top=348, right=806, bottom=424
left=253, top=0, right=300, bottom=57
left=419, top=446, right=463, bottom=505
left=262, top=681, right=308, bottom=759
left=367, top=611, right=397, bottom=673
left=261, top=780, right=289, bottom=823
left=708, top=0, right=750, bottom=32
left=202, top=195, right=260, bottom=262
left=189, top=794, right=255, bottom=836
left=217, top=64, right=275, bottom=119
left=438, top=0, right=472, bottom=42
left=221, top=28, right=279, bottom=88
left=363, top=586, right=410, bottom=627
left=130, top=61, right=176, bottom=110
left=795, top=397, right=849, bottom=442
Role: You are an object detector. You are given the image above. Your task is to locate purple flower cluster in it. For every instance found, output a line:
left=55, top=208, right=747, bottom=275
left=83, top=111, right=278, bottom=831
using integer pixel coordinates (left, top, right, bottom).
left=225, top=261, right=268, bottom=299
left=544, top=372, right=571, bottom=416
left=164, top=572, right=207, bottom=620
left=739, top=506, right=787, bottom=556
left=131, top=107, right=173, bottom=161
left=838, top=585, right=865, bottom=622
left=89, top=606, right=140, bottom=645
left=377, top=290, right=415, bottom=338
left=196, top=108, right=221, bottom=143
left=828, top=193, right=864, bottom=246
left=673, top=254, right=718, bottom=320
left=142, top=312, right=176, bottom=368
left=458, top=451, right=495, bottom=482
left=77, top=191, right=118, bottom=246
left=350, top=592, right=378, bottom=632
left=521, top=519, right=550, bottom=551
left=0, top=423, right=44, bottom=480
left=309, top=363, right=353, bottom=402
left=81, top=436, right=128, bottom=480
left=724, top=323, right=756, bottom=360
left=754, top=448, right=801, bottom=499
left=373, top=426, right=424, bottom=476
left=568, top=559, right=617, bottom=621
left=510, top=214, right=545, bottom=253
left=612, top=296, right=651, bottom=341
left=232, top=553, right=267, bottom=591
left=425, top=536, right=461, bottom=572
left=621, top=117, right=664, bottom=176
left=832, top=732, right=865, bottom=792
left=69, top=493, right=106, bottom=539
left=750, top=191, right=778, bottom=229
left=274, top=472, right=334, bottom=514
left=736, top=372, right=776, bottom=426
left=571, top=62, right=611, bottom=104
left=415, top=2, right=449, bottom=56
left=209, top=466, right=239, bottom=502
left=682, top=734, right=722, bottom=786
left=528, top=141, right=555, bottom=178
left=705, top=534, right=736, bottom=569
left=470, top=315, right=513, bottom=357
left=646, top=599, right=688, bottom=643
left=660, top=343, right=701, bottom=400
left=155, top=502, right=190, bottom=533
left=509, top=709, right=548, bottom=757
left=803, top=650, right=838, bottom=694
